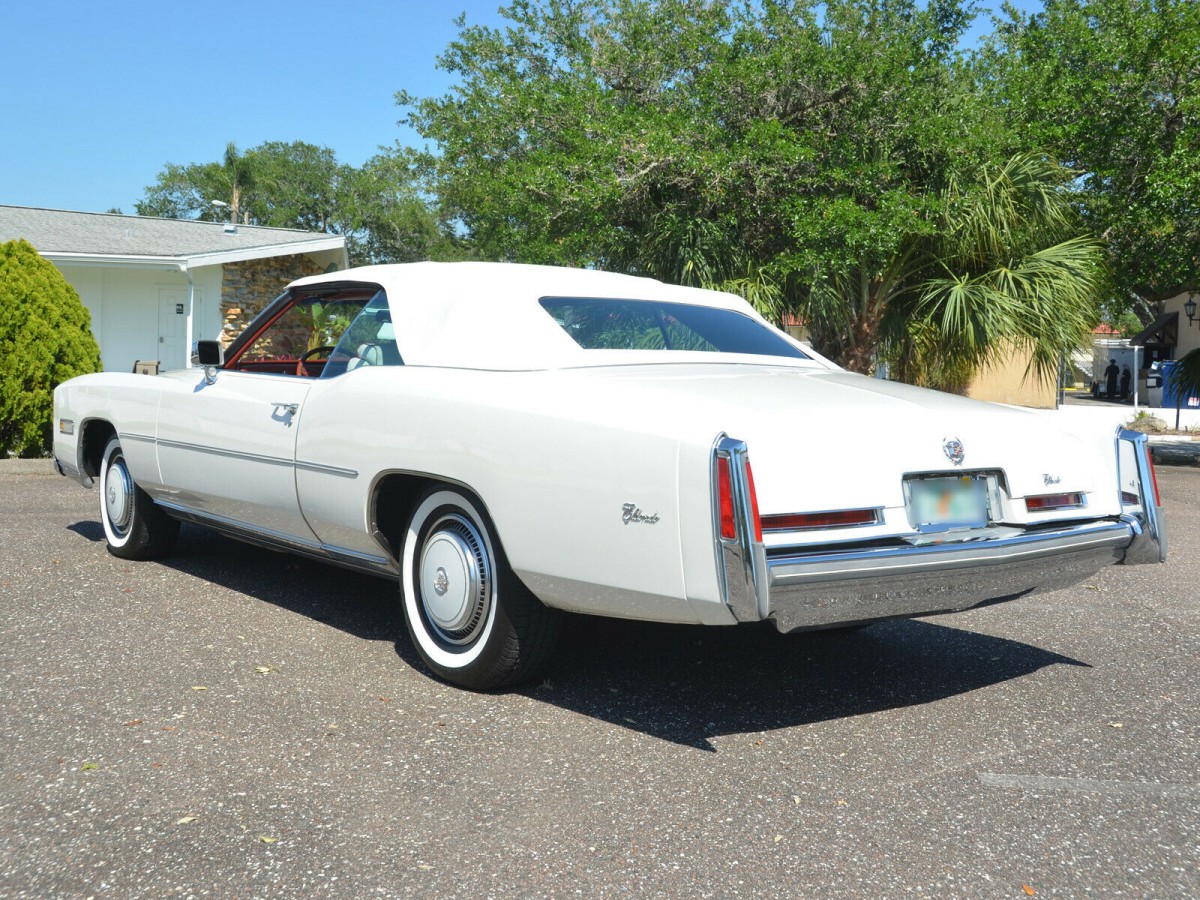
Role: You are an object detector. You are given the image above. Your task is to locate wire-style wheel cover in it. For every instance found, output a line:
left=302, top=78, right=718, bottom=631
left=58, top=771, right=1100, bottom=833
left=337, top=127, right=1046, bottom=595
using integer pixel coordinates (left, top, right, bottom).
left=104, top=453, right=134, bottom=538
left=417, top=512, right=493, bottom=646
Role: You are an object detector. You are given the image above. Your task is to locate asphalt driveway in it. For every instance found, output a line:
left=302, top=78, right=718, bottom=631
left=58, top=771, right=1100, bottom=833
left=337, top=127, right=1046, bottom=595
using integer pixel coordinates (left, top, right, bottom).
left=1, top=465, right=1197, bottom=897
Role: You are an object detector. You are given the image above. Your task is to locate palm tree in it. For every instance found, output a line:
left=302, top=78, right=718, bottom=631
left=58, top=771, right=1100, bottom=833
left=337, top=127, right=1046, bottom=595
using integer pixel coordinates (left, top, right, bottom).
left=221, top=142, right=255, bottom=225
left=804, top=152, right=1102, bottom=390
left=1169, top=348, right=1200, bottom=423
left=887, top=153, right=1107, bottom=390
left=796, top=154, right=1104, bottom=383
left=611, top=153, right=1106, bottom=393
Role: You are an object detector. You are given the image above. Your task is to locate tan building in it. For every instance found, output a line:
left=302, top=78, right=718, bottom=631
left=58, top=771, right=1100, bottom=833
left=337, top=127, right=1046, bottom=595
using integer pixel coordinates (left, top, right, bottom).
left=1130, top=291, right=1199, bottom=364
left=780, top=313, right=1059, bottom=408
left=966, top=345, right=1056, bottom=409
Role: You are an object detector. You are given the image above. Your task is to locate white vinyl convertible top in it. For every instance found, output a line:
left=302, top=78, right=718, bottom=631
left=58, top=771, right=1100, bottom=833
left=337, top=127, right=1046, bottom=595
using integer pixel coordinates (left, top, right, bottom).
left=289, top=261, right=819, bottom=371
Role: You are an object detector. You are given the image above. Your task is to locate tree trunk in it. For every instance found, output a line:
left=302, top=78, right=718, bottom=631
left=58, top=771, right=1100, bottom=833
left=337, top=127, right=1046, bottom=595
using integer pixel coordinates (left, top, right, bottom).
left=837, top=312, right=882, bottom=374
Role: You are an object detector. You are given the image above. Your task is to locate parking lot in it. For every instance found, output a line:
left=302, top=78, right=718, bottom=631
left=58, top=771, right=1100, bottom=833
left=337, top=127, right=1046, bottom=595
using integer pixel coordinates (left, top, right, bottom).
left=2, top=463, right=1197, bottom=898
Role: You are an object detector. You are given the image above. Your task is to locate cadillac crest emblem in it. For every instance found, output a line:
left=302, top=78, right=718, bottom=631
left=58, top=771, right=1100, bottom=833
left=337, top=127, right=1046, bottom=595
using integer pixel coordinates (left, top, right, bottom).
left=943, top=437, right=965, bottom=466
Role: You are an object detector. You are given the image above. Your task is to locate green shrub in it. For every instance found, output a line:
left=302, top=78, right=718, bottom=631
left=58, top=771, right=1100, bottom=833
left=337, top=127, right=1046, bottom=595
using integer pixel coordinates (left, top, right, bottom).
left=0, top=239, right=102, bottom=457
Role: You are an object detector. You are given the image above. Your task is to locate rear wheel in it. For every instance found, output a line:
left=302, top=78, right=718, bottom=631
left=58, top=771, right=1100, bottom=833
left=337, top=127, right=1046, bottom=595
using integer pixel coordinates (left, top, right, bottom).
left=99, top=436, right=179, bottom=560
left=400, top=487, right=559, bottom=690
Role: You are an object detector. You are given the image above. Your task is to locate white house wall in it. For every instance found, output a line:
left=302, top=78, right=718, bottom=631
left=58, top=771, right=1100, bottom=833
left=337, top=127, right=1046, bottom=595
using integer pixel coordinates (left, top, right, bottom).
left=307, top=248, right=344, bottom=274
left=190, top=265, right=223, bottom=350
left=56, top=264, right=223, bottom=374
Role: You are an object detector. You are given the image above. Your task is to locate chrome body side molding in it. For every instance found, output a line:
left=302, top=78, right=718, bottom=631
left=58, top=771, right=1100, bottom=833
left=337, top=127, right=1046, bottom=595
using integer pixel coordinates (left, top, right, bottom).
left=156, top=500, right=397, bottom=578
left=156, top=438, right=293, bottom=469
left=295, top=460, right=359, bottom=479
left=153, top=437, right=359, bottom=479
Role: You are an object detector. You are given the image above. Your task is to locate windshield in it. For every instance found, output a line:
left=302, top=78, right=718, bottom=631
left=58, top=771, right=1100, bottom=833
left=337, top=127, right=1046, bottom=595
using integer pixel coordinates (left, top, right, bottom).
left=540, top=297, right=807, bottom=359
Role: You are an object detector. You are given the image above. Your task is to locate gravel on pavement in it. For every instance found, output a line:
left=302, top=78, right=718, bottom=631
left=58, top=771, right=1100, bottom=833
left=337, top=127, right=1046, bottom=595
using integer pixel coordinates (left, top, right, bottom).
left=1, top=464, right=1197, bottom=898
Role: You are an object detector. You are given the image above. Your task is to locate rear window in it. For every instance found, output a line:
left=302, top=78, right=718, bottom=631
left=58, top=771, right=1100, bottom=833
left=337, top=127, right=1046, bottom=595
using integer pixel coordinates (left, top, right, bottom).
left=540, top=297, right=807, bottom=358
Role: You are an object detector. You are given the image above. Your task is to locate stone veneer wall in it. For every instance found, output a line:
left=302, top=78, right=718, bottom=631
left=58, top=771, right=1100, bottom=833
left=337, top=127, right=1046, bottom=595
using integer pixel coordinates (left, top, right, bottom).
left=220, top=255, right=325, bottom=347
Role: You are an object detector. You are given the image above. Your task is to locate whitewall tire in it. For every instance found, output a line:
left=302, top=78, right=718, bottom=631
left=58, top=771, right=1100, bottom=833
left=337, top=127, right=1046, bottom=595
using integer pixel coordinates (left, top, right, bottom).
left=400, top=487, right=559, bottom=690
left=99, top=436, right=179, bottom=560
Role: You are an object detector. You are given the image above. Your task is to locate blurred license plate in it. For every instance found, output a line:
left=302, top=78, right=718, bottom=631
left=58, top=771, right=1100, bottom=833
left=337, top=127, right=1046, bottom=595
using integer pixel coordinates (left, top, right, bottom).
left=907, top=476, right=988, bottom=529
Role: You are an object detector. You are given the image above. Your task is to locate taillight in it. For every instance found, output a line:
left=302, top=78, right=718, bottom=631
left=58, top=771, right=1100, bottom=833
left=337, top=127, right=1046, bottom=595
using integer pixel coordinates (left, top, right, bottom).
left=717, top=456, right=736, bottom=540
left=1148, top=454, right=1162, bottom=508
left=1025, top=492, right=1085, bottom=512
left=745, top=460, right=763, bottom=542
left=715, top=445, right=762, bottom=543
left=712, top=436, right=766, bottom=619
left=762, top=508, right=880, bottom=531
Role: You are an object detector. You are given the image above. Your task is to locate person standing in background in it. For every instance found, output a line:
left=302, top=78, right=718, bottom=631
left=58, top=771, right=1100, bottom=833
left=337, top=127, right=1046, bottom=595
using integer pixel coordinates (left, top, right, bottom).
left=1105, top=359, right=1119, bottom=399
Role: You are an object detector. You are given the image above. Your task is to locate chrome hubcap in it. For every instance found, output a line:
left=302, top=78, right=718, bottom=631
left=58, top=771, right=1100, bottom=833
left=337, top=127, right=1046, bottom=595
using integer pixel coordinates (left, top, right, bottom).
left=418, top=514, right=491, bottom=645
left=105, top=457, right=134, bottom=536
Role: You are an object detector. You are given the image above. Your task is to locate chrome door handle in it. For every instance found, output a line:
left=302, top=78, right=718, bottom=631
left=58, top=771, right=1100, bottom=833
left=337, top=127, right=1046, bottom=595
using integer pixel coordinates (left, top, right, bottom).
left=271, top=402, right=298, bottom=416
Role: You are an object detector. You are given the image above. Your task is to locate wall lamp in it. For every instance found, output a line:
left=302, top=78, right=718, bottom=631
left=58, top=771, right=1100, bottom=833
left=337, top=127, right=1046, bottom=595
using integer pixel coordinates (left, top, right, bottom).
left=1185, top=293, right=1198, bottom=328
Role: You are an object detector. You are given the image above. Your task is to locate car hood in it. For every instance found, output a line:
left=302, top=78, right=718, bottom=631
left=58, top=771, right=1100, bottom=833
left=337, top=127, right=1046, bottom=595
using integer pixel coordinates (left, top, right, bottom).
left=548, top=364, right=1117, bottom=516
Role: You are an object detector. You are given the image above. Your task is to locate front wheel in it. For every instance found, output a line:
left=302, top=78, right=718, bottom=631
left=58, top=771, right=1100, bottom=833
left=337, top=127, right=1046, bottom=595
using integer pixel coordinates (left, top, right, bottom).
left=99, top=436, right=179, bottom=560
left=400, top=487, right=559, bottom=690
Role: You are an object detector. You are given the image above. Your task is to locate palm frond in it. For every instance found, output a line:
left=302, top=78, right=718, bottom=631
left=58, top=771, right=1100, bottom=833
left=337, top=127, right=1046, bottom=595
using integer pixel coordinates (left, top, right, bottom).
left=711, top=267, right=786, bottom=321
left=1169, top=348, right=1200, bottom=403
left=915, top=233, right=1103, bottom=383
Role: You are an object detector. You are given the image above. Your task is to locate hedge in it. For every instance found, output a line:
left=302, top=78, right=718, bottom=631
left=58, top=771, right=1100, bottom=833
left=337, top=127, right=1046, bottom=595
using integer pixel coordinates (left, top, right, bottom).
left=0, top=238, right=102, bottom=457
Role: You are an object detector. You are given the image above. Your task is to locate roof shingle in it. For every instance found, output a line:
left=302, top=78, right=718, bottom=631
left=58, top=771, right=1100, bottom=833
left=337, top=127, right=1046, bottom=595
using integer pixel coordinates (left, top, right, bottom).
left=0, top=205, right=340, bottom=260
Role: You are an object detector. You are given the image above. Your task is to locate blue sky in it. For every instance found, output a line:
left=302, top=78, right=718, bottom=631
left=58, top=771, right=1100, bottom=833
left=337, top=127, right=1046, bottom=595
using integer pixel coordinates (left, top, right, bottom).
left=1, top=1, right=1039, bottom=216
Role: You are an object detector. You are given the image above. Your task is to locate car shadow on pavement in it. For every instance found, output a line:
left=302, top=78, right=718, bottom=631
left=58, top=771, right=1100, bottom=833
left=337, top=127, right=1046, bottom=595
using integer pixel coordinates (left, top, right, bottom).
left=80, top=521, right=1090, bottom=752
left=524, top=614, right=1090, bottom=752
left=147, top=524, right=405, bottom=644
left=67, top=520, right=105, bottom=542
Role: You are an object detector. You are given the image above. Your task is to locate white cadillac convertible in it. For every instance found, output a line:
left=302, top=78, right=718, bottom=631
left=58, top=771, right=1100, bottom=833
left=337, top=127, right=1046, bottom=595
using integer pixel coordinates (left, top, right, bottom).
left=53, top=263, right=1166, bottom=689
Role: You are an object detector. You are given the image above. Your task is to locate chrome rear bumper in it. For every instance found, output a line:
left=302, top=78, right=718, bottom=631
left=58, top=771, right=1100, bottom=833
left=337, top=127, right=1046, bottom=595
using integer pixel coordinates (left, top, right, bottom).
left=713, top=428, right=1167, bottom=632
left=764, top=517, right=1139, bottom=631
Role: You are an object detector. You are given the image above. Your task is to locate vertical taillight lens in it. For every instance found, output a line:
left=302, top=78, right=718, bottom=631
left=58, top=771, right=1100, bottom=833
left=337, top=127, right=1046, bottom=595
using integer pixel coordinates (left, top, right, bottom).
left=745, top=460, right=763, bottom=542
left=1149, top=453, right=1162, bottom=508
left=717, top=456, right=736, bottom=540
left=712, top=436, right=767, bottom=619
left=716, top=449, right=763, bottom=543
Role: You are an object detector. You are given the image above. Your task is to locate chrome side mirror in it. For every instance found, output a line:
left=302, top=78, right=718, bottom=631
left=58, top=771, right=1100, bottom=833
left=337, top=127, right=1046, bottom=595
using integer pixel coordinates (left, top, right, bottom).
left=194, top=340, right=224, bottom=367
left=193, top=340, right=224, bottom=385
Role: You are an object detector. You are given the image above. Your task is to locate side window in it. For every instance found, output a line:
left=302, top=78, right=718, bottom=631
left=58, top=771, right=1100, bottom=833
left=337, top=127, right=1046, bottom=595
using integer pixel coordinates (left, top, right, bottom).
left=234, top=294, right=369, bottom=376
left=320, top=290, right=403, bottom=378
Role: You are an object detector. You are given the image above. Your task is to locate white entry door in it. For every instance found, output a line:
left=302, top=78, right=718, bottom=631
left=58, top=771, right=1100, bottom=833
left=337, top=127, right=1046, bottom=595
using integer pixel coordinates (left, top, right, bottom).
left=158, top=289, right=188, bottom=372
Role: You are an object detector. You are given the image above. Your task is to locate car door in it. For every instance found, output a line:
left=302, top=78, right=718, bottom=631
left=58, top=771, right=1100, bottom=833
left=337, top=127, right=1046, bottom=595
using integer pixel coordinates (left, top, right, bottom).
left=155, top=370, right=316, bottom=540
left=152, top=285, right=378, bottom=543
